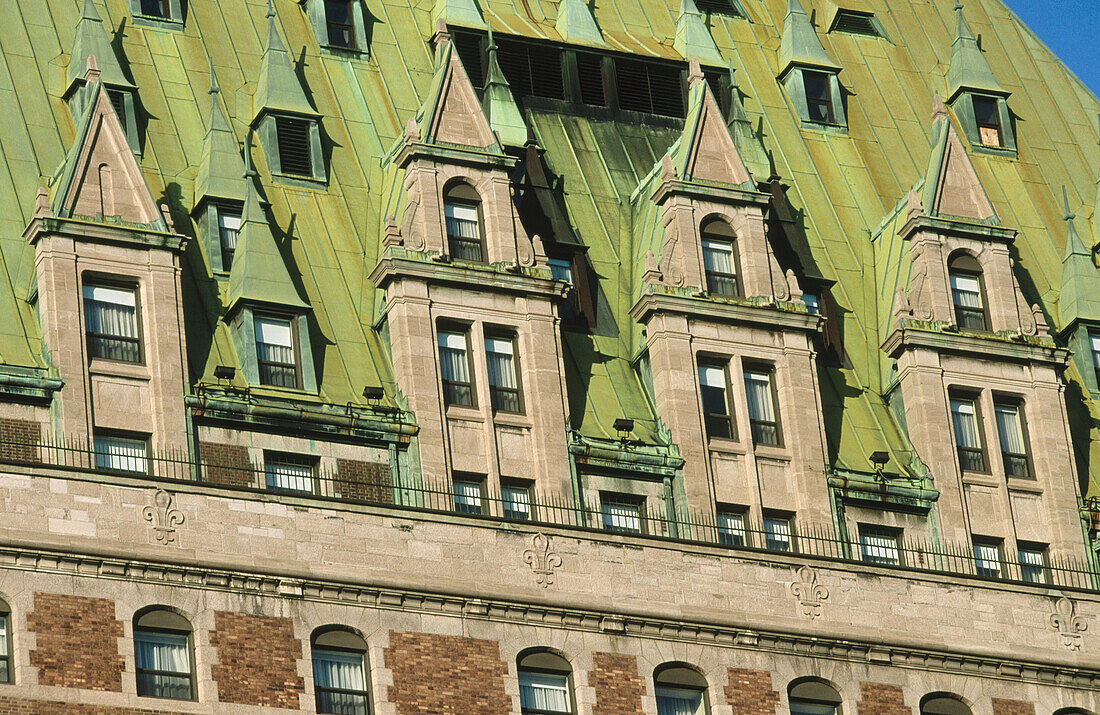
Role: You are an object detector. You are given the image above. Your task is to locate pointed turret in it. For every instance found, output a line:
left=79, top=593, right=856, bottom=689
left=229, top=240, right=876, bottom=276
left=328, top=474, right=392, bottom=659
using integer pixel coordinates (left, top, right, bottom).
left=918, top=93, right=998, bottom=223
left=409, top=32, right=501, bottom=151
left=254, top=0, right=318, bottom=122
left=723, top=64, right=770, bottom=180
left=480, top=29, right=527, bottom=148
left=945, top=2, right=1004, bottom=100
left=196, top=62, right=246, bottom=206
left=431, top=0, right=486, bottom=30
left=66, top=0, right=133, bottom=97
left=778, top=0, right=840, bottom=76
left=556, top=0, right=605, bottom=47
left=674, top=0, right=723, bottom=66
left=1059, top=187, right=1100, bottom=329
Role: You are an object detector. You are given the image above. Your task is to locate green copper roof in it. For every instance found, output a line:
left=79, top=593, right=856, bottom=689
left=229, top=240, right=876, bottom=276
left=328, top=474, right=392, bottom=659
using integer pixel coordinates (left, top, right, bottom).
left=432, top=0, right=487, bottom=30
left=919, top=94, right=999, bottom=224
left=480, top=30, right=528, bottom=148
left=253, top=0, right=318, bottom=122
left=196, top=63, right=246, bottom=205
left=778, top=0, right=840, bottom=75
left=555, top=0, right=605, bottom=48
left=675, top=0, right=723, bottom=66
left=946, top=2, right=1005, bottom=99
left=1059, top=187, right=1100, bottom=329
left=724, top=65, right=770, bottom=181
left=66, top=0, right=133, bottom=93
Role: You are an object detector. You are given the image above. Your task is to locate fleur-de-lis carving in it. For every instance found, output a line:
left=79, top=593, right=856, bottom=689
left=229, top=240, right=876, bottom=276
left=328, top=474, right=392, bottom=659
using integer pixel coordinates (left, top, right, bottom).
left=522, top=532, right=563, bottom=587
left=788, top=566, right=829, bottom=620
left=1050, top=596, right=1087, bottom=650
left=142, top=489, right=184, bottom=546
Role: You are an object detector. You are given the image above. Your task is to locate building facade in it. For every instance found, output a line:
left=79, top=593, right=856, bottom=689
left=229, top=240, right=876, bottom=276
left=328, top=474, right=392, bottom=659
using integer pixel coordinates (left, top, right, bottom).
left=0, top=0, right=1099, bottom=712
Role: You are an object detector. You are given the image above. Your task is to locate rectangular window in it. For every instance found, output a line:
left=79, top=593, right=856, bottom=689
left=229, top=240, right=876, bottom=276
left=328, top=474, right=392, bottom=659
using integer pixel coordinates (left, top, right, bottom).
left=655, top=687, right=703, bottom=714
left=275, top=117, right=314, bottom=177
left=135, top=630, right=192, bottom=699
left=601, top=496, right=643, bottom=534
left=614, top=57, right=684, bottom=117
left=830, top=10, right=881, bottom=36
left=218, top=206, right=242, bottom=271
left=438, top=328, right=474, bottom=407
left=444, top=202, right=484, bottom=262
left=949, top=272, right=987, bottom=330
left=716, top=509, right=746, bottom=546
left=0, top=611, right=7, bottom=683
left=108, top=90, right=128, bottom=133
left=702, top=239, right=738, bottom=297
left=139, top=0, right=170, bottom=17
left=503, top=483, right=533, bottom=521
left=994, top=400, right=1031, bottom=478
left=973, top=96, right=1003, bottom=147
left=519, top=670, right=570, bottom=713
left=83, top=284, right=141, bottom=362
left=763, top=515, right=793, bottom=552
left=325, top=0, right=355, bottom=48
left=264, top=454, right=316, bottom=494
left=694, top=0, right=744, bottom=16
left=496, top=37, right=565, bottom=100
left=575, top=52, right=607, bottom=107
left=950, top=395, right=987, bottom=473
left=744, top=367, right=781, bottom=446
left=255, top=315, right=300, bottom=388
left=94, top=433, right=149, bottom=474
left=1018, top=544, right=1048, bottom=584
left=453, top=479, right=484, bottom=515
left=486, top=335, right=522, bottom=414
left=1091, top=333, right=1100, bottom=386
left=803, top=71, right=834, bottom=124
left=313, top=648, right=369, bottom=714
left=698, top=363, right=734, bottom=440
left=973, top=539, right=1003, bottom=578
left=859, top=527, right=901, bottom=566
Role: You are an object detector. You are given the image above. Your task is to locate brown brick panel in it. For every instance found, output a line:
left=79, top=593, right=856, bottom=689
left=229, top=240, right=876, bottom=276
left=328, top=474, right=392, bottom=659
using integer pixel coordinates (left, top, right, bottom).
left=26, top=593, right=124, bottom=692
left=724, top=667, right=780, bottom=715
left=992, top=699, right=1036, bottom=715
left=0, top=417, right=40, bottom=463
left=335, top=458, right=393, bottom=503
left=858, top=683, right=912, bottom=715
left=209, top=610, right=304, bottom=709
left=0, top=696, right=182, bottom=714
left=383, top=630, right=510, bottom=714
left=588, top=652, right=646, bottom=715
left=200, top=441, right=252, bottom=487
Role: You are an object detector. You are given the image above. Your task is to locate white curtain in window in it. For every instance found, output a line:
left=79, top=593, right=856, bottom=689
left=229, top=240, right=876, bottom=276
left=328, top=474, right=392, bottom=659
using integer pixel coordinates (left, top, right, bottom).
left=974, top=543, right=1000, bottom=573
left=438, top=332, right=469, bottom=383
left=135, top=631, right=189, bottom=674
left=0, top=616, right=7, bottom=652
left=313, top=649, right=366, bottom=691
left=1091, top=335, right=1100, bottom=370
left=266, top=460, right=313, bottom=492
left=444, top=203, right=479, bottom=238
left=94, top=435, right=147, bottom=473
left=656, top=687, right=702, bottom=715
left=219, top=213, right=241, bottom=250
left=701, top=239, right=734, bottom=275
left=519, top=671, right=570, bottom=712
left=994, top=403, right=1026, bottom=455
left=950, top=399, right=982, bottom=449
left=744, top=371, right=774, bottom=422
left=860, top=532, right=899, bottom=564
left=83, top=285, right=138, bottom=339
left=950, top=273, right=983, bottom=308
left=485, top=338, right=517, bottom=390
left=255, top=317, right=294, bottom=363
left=764, top=518, right=791, bottom=550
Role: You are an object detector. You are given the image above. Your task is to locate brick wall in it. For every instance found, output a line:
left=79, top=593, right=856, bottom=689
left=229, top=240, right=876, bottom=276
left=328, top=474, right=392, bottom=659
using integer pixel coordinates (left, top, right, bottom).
left=0, top=697, right=180, bottom=714
left=335, top=458, right=393, bottom=503
left=588, top=652, right=645, bottom=715
left=992, top=699, right=1035, bottom=715
left=383, top=630, right=510, bottom=714
left=858, top=683, right=912, bottom=715
left=724, top=667, right=780, bottom=715
left=0, top=417, right=40, bottom=463
left=209, top=611, right=303, bottom=709
left=26, top=593, right=124, bottom=692
left=200, top=442, right=252, bottom=487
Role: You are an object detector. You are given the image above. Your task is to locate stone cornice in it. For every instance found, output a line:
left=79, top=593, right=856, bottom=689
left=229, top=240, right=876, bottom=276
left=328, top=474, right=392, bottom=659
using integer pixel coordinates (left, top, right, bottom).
left=394, top=141, right=516, bottom=172
left=652, top=179, right=769, bottom=208
left=369, top=251, right=569, bottom=299
left=882, top=325, right=1069, bottom=366
left=630, top=290, right=823, bottom=333
left=24, top=216, right=188, bottom=253
left=900, top=214, right=1017, bottom=245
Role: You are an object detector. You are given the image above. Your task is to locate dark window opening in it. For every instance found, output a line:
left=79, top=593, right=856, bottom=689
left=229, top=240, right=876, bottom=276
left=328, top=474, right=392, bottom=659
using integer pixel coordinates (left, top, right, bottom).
left=497, top=37, right=565, bottom=100
left=325, top=0, right=355, bottom=49
left=575, top=52, right=607, bottom=107
left=108, top=90, right=128, bottom=133
left=452, top=31, right=486, bottom=90
left=217, top=204, right=242, bottom=271
left=615, top=57, right=684, bottom=117
left=803, top=71, right=835, bottom=124
left=829, top=10, right=881, bottom=36
left=139, top=0, right=170, bottom=18
left=973, top=96, right=1003, bottom=147
left=699, top=362, right=734, bottom=440
left=950, top=393, right=987, bottom=473
left=694, top=0, right=744, bottom=16
left=276, top=117, right=314, bottom=177
left=438, top=325, right=475, bottom=407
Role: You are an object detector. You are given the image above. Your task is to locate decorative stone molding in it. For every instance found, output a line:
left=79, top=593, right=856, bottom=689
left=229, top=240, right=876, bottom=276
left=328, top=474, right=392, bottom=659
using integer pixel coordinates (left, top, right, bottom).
left=788, top=565, right=829, bottom=620
left=1050, top=596, right=1087, bottom=650
left=522, top=532, right=563, bottom=587
left=141, top=489, right=184, bottom=546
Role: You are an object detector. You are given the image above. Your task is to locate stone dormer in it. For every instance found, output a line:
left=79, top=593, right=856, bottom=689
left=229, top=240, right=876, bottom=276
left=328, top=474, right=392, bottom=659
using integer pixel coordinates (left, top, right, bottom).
left=778, top=0, right=846, bottom=129
left=946, top=2, right=1015, bottom=154
left=25, top=67, right=189, bottom=456
left=1058, top=189, right=1100, bottom=392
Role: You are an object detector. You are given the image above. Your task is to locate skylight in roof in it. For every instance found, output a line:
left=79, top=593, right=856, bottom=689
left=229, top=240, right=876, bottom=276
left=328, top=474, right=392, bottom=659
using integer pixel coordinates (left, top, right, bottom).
left=694, top=0, right=746, bottom=18
left=829, top=10, right=883, bottom=37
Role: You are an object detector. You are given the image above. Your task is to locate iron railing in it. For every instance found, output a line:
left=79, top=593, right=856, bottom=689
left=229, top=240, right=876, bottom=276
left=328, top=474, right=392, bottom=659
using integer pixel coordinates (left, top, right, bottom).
left=0, top=434, right=1096, bottom=591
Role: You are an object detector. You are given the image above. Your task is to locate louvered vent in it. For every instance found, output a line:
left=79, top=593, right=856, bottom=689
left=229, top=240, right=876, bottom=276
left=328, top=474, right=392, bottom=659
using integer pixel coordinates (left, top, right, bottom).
left=452, top=32, right=485, bottom=90
left=615, top=58, right=684, bottom=117
left=576, top=52, right=606, bottom=107
left=107, top=90, right=127, bottom=132
left=694, top=0, right=744, bottom=17
left=276, top=117, right=313, bottom=177
left=830, top=10, right=881, bottom=37
left=497, top=38, right=565, bottom=100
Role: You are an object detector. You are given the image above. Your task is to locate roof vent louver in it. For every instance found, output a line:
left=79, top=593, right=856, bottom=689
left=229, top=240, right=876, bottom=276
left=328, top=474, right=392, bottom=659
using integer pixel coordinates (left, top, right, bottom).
left=694, top=0, right=745, bottom=18
left=830, top=10, right=882, bottom=37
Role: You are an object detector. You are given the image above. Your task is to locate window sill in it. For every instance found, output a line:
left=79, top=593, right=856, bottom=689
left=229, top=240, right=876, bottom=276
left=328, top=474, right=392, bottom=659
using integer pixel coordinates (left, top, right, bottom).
left=132, top=15, right=184, bottom=31
left=799, top=119, right=848, bottom=134
left=968, top=143, right=1017, bottom=159
left=321, top=45, right=369, bottom=60
left=705, top=437, right=746, bottom=455
left=751, top=443, right=789, bottom=460
left=1006, top=477, right=1043, bottom=494
left=89, top=358, right=150, bottom=379
left=961, top=471, right=999, bottom=488
left=270, top=172, right=329, bottom=190
left=444, top=404, right=483, bottom=421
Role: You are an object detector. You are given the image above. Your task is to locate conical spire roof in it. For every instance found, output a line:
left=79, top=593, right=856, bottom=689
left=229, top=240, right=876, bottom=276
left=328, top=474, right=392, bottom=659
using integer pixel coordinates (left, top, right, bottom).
left=675, top=0, right=723, bottom=66
left=1059, top=186, right=1100, bottom=328
left=409, top=36, right=501, bottom=151
left=227, top=156, right=309, bottom=313
left=480, top=30, right=528, bottom=148
left=556, top=0, right=605, bottom=47
left=431, top=0, right=486, bottom=30
left=918, top=93, right=998, bottom=223
left=723, top=64, right=770, bottom=180
left=253, top=0, right=318, bottom=123
left=196, top=62, right=246, bottom=205
left=67, top=0, right=133, bottom=94
left=946, top=2, right=1004, bottom=99
left=778, top=0, right=840, bottom=76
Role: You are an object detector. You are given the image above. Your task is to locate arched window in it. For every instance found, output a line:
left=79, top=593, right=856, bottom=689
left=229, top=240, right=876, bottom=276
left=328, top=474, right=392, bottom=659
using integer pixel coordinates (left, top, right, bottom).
left=700, top=218, right=740, bottom=298
left=443, top=182, right=485, bottom=263
left=654, top=664, right=708, bottom=715
left=0, top=597, right=11, bottom=684
left=947, top=252, right=988, bottom=331
left=1054, top=709, right=1096, bottom=715
left=133, top=607, right=194, bottom=700
left=517, top=649, right=574, bottom=714
left=312, top=627, right=371, bottom=714
left=920, top=694, right=972, bottom=715
left=788, top=678, right=842, bottom=715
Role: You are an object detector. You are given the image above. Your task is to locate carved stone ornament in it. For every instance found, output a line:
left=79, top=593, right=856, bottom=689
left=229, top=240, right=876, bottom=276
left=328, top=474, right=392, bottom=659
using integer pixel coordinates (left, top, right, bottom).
left=788, top=565, right=829, bottom=620
left=142, top=489, right=184, bottom=546
left=523, top=532, right=563, bottom=587
left=1050, top=596, right=1087, bottom=650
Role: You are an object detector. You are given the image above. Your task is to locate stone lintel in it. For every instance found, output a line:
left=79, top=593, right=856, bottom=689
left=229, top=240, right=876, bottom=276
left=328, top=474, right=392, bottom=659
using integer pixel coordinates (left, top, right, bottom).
left=369, top=252, right=567, bottom=299
left=629, top=291, right=823, bottom=333
left=24, top=216, right=188, bottom=253
left=882, top=325, right=1067, bottom=366
left=652, top=178, right=768, bottom=207
left=900, top=214, right=1017, bottom=245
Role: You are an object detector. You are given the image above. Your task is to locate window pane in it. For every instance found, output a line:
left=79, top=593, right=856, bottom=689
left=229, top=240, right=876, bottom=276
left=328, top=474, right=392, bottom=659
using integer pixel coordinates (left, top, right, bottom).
left=266, top=458, right=314, bottom=493
left=602, top=499, right=641, bottom=534
left=548, top=258, right=574, bottom=284
left=438, top=330, right=473, bottom=407
left=454, top=480, right=483, bottom=514
left=860, top=530, right=899, bottom=565
left=1019, top=548, right=1046, bottom=584
left=314, top=648, right=368, bottom=715
left=486, top=337, right=520, bottom=411
left=717, top=511, right=745, bottom=546
left=135, top=630, right=191, bottom=699
left=764, top=517, right=791, bottom=552
left=655, top=686, right=703, bottom=715
left=83, top=285, right=140, bottom=361
left=974, top=542, right=1001, bottom=577
left=255, top=316, right=298, bottom=388
left=444, top=202, right=483, bottom=262
left=219, top=210, right=241, bottom=269
left=950, top=274, right=983, bottom=308
left=791, top=702, right=838, bottom=715
left=94, top=434, right=148, bottom=473
left=950, top=399, right=981, bottom=449
left=503, top=486, right=531, bottom=521
left=745, top=370, right=779, bottom=445
left=702, top=239, right=737, bottom=296
left=519, top=671, right=570, bottom=713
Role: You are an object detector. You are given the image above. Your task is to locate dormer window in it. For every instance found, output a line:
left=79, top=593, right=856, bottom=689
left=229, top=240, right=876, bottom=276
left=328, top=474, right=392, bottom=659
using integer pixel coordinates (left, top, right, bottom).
left=254, top=315, right=300, bottom=388
left=140, top=0, right=169, bottom=17
left=828, top=10, right=884, bottom=38
left=948, top=253, right=988, bottom=331
left=218, top=205, right=242, bottom=271
left=130, top=0, right=183, bottom=28
left=325, top=0, right=355, bottom=49
left=803, top=71, right=835, bottom=124
left=443, top=183, right=485, bottom=263
left=701, top=219, right=740, bottom=297
left=973, top=96, right=1002, bottom=147
left=694, top=0, right=747, bottom=18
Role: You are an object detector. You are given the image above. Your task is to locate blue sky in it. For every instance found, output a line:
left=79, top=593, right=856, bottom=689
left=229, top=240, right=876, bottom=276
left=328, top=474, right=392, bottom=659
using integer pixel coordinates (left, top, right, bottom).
left=1005, top=1, right=1100, bottom=96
